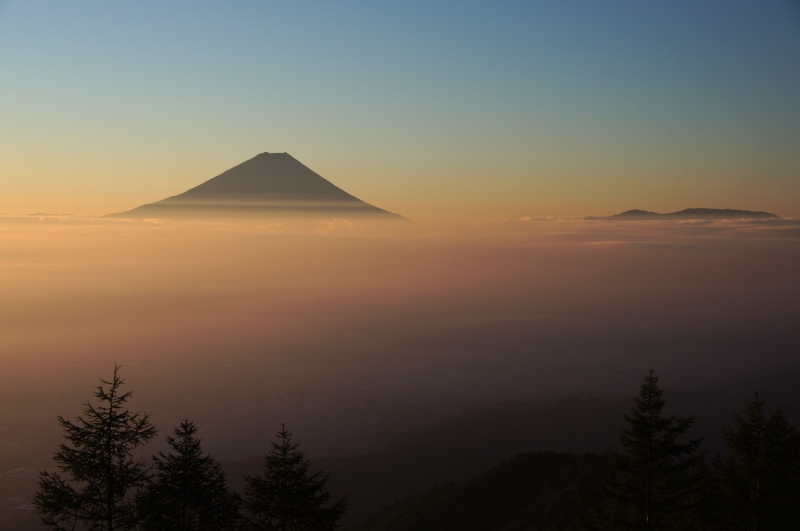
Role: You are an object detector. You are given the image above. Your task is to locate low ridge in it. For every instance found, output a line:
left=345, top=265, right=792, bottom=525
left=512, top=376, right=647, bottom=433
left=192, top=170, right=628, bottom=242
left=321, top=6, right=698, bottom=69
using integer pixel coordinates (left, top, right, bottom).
left=108, top=153, right=403, bottom=219
left=347, top=452, right=610, bottom=531
left=586, top=208, right=778, bottom=221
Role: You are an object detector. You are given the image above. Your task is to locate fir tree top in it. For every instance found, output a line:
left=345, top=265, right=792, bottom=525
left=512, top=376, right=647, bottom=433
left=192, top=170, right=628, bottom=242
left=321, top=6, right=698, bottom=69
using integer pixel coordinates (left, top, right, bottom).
left=244, top=424, right=347, bottom=531
left=34, top=365, right=157, bottom=531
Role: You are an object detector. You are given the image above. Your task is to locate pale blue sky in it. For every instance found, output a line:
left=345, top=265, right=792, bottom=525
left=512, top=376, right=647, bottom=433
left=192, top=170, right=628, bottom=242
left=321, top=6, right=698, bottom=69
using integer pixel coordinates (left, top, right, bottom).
left=1, top=1, right=799, bottom=218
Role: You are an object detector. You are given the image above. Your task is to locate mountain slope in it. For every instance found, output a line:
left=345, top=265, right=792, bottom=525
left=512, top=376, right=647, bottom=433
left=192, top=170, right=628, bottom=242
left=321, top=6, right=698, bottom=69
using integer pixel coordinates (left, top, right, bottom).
left=347, top=452, right=609, bottom=531
left=221, top=369, right=800, bottom=526
left=108, top=152, right=403, bottom=218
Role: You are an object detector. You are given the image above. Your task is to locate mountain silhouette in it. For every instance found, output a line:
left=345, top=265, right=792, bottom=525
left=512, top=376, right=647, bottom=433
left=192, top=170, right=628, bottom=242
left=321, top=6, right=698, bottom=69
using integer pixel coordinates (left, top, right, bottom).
left=108, top=153, right=403, bottom=219
left=348, top=452, right=610, bottom=531
left=587, top=208, right=778, bottom=220
left=220, top=369, right=800, bottom=525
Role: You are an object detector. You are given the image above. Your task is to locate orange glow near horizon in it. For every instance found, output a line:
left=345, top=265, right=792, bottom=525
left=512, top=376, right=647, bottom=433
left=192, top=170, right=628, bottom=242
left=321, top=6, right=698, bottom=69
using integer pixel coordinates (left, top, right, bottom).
left=1, top=213, right=799, bottom=469
left=2, top=153, right=799, bottom=221
left=2, top=214, right=798, bottom=366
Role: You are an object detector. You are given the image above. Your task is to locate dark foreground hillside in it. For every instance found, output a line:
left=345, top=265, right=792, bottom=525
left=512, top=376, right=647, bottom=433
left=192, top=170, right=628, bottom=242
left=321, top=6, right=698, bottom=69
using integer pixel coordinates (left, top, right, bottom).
left=225, top=369, right=800, bottom=526
left=11, top=370, right=800, bottom=529
left=348, top=452, right=610, bottom=531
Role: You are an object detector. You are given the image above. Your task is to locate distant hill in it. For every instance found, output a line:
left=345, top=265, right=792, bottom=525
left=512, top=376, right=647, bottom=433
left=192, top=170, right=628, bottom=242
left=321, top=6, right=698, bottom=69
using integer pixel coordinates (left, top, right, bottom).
left=108, top=153, right=403, bottom=219
left=347, top=452, right=609, bottom=531
left=220, top=369, right=800, bottom=526
left=587, top=208, right=779, bottom=220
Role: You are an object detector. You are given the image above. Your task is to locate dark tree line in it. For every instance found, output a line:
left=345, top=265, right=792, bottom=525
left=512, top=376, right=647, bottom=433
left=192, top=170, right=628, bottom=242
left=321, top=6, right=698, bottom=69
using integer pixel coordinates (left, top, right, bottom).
left=584, top=371, right=800, bottom=531
left=33, top=367, right=800, bottom=530
left=33, top=366, right=347, bottom=531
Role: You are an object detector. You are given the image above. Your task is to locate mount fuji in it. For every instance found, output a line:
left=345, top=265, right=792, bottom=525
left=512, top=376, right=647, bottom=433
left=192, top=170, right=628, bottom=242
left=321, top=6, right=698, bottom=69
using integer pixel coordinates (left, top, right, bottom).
left=108, top=153, right=403, bottom=219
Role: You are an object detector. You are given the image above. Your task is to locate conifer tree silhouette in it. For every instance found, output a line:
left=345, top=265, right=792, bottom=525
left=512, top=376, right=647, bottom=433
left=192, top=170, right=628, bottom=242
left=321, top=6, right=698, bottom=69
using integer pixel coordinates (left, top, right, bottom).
left=138, top=418, right=240, bottom=531
left=33, top=365, right=157, bottom=531
left=244, top=424, right=347, bottom=531
left=588, top=370, right=705, bottom=530
left=714, top=392, right=800, bottom=530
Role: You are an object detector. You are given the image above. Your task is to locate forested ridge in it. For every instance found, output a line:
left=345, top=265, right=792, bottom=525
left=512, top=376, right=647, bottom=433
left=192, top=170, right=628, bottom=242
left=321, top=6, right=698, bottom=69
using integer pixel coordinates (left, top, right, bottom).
left=29, top=368, right=800, bottom=530
left=350, top=372, right=800, bottom=531
left=349, top=452, right=610, bottom=531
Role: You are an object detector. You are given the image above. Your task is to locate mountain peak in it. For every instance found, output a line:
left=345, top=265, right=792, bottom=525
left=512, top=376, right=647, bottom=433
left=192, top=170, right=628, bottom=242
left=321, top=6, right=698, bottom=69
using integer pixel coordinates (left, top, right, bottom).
left=109, top=153, right=403, bottom=219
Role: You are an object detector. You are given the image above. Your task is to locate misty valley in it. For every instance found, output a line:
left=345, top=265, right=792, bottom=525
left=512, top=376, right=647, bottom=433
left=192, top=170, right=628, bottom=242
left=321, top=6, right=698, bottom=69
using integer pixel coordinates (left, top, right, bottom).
left=3, top=0, right=800, bottom=529
left=1, top=213, right=799, bottom=530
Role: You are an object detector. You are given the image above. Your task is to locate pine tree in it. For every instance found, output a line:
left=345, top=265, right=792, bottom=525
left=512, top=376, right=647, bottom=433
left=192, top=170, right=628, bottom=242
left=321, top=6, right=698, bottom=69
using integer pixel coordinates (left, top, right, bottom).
left=714, top=392, right=800, bottom=530
left=243, top=424, right=348, bottom=531
left=138, top=418, right=240, bottom=531
left=33, top=365, right=157, bottom=531
left=591, top=370, right=705, bottom=530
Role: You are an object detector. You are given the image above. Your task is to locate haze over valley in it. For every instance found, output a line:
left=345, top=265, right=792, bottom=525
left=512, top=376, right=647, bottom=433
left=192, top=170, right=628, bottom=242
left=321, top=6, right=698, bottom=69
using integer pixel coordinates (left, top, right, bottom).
left=2, top=211, right=799, bottom=527
left=2, top=1, right=799, bottom=529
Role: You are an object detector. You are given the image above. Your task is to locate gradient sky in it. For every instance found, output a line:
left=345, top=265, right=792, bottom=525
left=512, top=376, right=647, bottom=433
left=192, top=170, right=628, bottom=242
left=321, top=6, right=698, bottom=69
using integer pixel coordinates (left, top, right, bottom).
left=1, top=1, right=799, bottom=219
